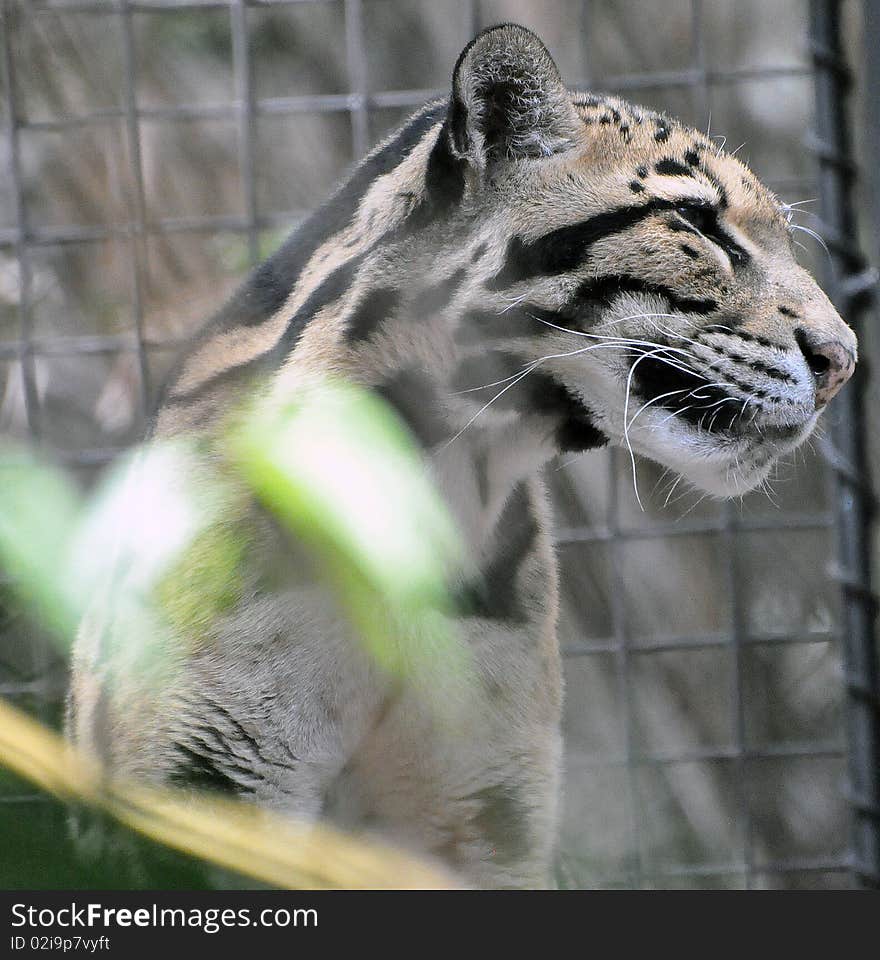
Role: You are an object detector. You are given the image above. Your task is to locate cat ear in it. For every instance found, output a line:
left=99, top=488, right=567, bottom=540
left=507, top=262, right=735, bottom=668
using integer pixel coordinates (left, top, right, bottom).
left=449, top=23, right=582, bottom=168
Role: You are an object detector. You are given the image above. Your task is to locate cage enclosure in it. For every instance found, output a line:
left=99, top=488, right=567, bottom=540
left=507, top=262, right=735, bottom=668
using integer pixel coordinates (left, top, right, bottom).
left=0, top=0, right=877, bottom=890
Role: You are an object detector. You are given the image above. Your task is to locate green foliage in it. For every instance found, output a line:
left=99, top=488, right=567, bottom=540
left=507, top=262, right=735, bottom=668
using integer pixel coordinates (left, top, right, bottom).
left=0, top=378, right=470, bottom=702
left=227, top=381, right=470, bottom=681
left=0, top=450, right=82, bottom=640
left=0, top=380, right=469, bottom=887
left=155, top=520, right=249, bottom=647
left=230, top=383, right=461, bottom=608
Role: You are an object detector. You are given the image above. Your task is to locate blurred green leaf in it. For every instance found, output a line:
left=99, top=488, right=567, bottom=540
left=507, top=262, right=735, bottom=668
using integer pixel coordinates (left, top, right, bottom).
left=68, top=442, right=230, bottom=602
left=1, top=381, right=473, bottom=700
left=65, top=442, right=239, bottom=675
left=0, top=446, right=83, bottom=640
left=228, top=380, right=471, bottom=682
left=229, top=380, right=463, bottom=609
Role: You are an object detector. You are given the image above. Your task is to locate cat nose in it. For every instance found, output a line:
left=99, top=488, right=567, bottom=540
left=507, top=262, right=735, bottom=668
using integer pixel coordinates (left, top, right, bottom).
left=795, top=328, right=856, bottom=407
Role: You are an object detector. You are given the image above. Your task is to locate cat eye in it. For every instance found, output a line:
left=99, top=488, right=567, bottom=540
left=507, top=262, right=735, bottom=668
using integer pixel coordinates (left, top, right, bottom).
left=675, top=202, right=718, bottom=235
left=673, top=202, right=749, bottom=267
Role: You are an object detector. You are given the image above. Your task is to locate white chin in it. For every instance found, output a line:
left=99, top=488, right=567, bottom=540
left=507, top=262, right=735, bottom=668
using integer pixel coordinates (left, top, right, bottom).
left=664, top=452, right=775, bottom=498
left=566, top=367, right=817, bottom=500
left=626, top=416, right=817, bottom=499
left=620, top=414, right=816, bottom=500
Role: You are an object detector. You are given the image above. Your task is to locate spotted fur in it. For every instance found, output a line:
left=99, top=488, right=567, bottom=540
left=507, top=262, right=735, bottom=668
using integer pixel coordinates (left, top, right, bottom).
left=68, top=24, right=856, bottom=888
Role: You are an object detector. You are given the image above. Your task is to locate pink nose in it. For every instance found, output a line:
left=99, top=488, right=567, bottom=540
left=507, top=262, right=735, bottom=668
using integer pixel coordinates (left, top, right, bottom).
left=796, top=334, right=856, bottom=407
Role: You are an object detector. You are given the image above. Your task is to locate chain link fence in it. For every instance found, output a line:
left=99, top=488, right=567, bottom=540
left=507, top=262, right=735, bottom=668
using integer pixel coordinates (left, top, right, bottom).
left=0, top=0, right=877, bottom=889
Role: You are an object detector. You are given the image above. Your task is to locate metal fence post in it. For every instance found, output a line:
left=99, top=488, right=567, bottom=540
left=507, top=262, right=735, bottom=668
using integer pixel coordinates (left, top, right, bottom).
left=810, top=0, right=880, bottom=889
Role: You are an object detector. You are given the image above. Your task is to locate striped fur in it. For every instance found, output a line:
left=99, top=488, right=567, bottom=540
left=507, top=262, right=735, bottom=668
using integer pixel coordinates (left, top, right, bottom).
left=68, top=24, right=856, bottom=888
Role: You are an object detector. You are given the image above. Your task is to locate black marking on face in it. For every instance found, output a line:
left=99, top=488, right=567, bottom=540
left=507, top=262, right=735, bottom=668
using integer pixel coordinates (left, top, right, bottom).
left=630, top=348, right=745, bottom=434
left=412, top=268, right=467, bottom=317
left=630, top=336, right=802, bottom=429
left=778, top=305, right=799, bottom=318
left=685, top=149, right=700, bottom=166
left=654, top=119, right=671, bottom=142
left=695, top=162, right=730, bottom=208
left=345, top=286, right=402, bottom=343
left=457, top=481, right=537, bottom=622
left=557, top=407, right=609, bottom=452
left=747, top=359, right=794, bottom=383
left=672, top=202, right=749, bottom=266
left=704, top=324, right=787, bottom=351
left=666, top=217, right=695, bottom=235
left=522, top=371, right=609, bottom=452
left=374, top=368, right=449, bottom=448
left=485, top=198, right=686, bottom=290
left=636, top=165, right=648, bottom=179
left=693, top=333, right=796, bottom=383
left=574, top=274, right=718, bottom=315
left=629, top=180, right=645, bottom=193
left=680, top=242, right=700, bottom=259
left=655, top=158, right=692, bottom=178
left=471, top=241, right=489, bottom=262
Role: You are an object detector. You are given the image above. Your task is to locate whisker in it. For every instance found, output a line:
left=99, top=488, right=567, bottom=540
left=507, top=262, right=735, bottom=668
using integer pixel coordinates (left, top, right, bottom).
left=443, top=337, right=648, bottom=449
left=442, top=364, right=538, bottom=450
left=657, top=404, right=698, bottom=427
left=527, top=313, right=707, bottom=379
left=662, top=473, right=685, bottom=509
left=497, top=292, right=530, bottom=314
left=555, top=452, right=588, bottom=472
left=791, top=223, right=832, bottom=267
left=676, top=491, right=710, bottom=520
left=622, top=345, right=694, bottom=511
left=650, top=466, right=673, bottom=498
left=530, top=311, right=681, bottom=345
left=625, top=387, right=694, bottom=432
left=450, top=342, right=650, bottom=395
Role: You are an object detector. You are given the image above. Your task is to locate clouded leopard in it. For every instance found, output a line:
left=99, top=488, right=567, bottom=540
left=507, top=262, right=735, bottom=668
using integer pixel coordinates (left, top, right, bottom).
left=67, top=23, right=857, bottom=889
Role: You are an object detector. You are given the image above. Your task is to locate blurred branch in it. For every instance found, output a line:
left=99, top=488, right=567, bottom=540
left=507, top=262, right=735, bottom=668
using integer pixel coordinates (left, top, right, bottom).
left=0, top=380, right=469, bottom=888
left=0, top=696, right=457, bottom=890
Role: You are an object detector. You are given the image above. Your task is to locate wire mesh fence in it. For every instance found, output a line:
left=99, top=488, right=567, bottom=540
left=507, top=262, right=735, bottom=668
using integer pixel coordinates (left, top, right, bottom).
left=0, top=0, right=877, bottom=889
